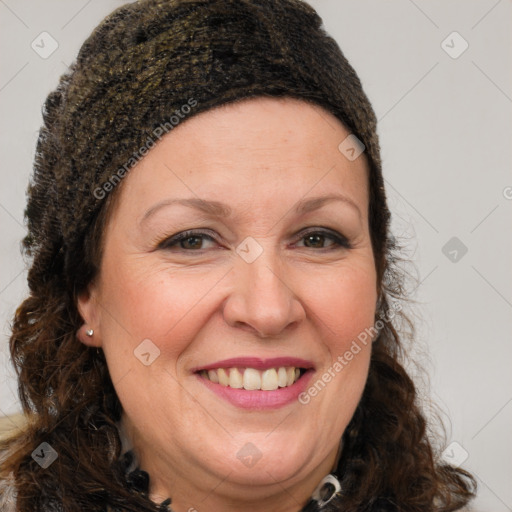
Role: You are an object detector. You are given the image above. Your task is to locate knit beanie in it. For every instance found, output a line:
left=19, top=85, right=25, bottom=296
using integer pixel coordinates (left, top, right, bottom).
left=23, top=0, right=390, bottom=298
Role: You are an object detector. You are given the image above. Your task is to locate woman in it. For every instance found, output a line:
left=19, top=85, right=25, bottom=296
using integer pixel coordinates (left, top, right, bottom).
left=0, top=0, right=476, bottom=510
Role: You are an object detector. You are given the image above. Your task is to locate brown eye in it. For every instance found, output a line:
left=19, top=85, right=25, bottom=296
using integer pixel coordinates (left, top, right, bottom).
left=180, top=235, right=205, bottom=250
left=159, top=230, right=217, bottom=251
left=297, top=229, right=350, bottom=250
left=303, top=233, right=329, bottom=248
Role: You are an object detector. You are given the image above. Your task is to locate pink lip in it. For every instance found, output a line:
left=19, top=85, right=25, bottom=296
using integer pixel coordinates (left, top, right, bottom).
left=191, top=357, right=315, bottom=372
left=196, top=369, right=314, bottom=409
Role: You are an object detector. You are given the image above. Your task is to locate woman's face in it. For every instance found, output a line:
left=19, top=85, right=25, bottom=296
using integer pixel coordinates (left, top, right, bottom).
left=78, top=97, right=378, bottom=509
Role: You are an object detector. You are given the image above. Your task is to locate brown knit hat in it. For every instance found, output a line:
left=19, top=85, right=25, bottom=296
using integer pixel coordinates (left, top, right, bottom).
left=24, top=0, right=390, bottom=297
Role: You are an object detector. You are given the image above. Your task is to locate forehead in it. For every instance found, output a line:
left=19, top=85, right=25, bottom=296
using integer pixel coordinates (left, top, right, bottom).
left=107, top=97, right=370, bottom=223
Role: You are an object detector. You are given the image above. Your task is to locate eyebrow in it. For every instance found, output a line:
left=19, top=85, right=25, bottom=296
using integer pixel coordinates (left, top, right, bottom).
left=140, top=193, right=362, bottom=225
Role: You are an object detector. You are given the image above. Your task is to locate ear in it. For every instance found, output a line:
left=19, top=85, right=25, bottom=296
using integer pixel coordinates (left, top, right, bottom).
left=76, top=285, right=103, bottom=348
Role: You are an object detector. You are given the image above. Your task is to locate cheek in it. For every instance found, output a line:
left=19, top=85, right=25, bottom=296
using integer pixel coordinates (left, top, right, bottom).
left=306, top=262, right=378, bottom=351
left=306, top=260, right=376, bottom=387
left=294, top=262, right=376, bottom=451
left=98, top=259, right=224, bottom=366
left=97, top=262, right=208, bottom=423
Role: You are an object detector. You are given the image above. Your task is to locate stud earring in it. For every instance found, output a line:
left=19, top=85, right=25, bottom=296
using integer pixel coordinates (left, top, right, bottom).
left=85, top=328, right=94, bottom=337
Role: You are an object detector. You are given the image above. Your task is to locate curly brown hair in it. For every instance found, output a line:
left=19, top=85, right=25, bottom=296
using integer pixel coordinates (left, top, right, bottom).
left=1, top=0, right=476, bottom=511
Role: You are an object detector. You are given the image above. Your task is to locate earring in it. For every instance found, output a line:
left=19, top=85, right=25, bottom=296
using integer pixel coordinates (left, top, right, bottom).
left=85, top=328, right=94, bottom=337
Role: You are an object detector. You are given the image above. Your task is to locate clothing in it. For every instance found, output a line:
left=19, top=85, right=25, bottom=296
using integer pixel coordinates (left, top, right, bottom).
left=0, top=414, right=341, bottom=512
left=0, top=415, right=474, bottom=511
left=24, top=0, right=390, bottom=309
left=0, top=415, right=20, bottom=512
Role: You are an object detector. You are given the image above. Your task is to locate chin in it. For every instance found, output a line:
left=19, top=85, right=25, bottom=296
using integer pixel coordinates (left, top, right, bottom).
left=222, top=456, right=307, bottom=489
left=210, top=434, right=316, bottom=487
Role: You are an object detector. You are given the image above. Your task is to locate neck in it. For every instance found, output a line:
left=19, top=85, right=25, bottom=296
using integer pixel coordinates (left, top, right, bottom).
left=118, top=416, right=340, bottom=512
left=148, top=461, right=332, bottom=512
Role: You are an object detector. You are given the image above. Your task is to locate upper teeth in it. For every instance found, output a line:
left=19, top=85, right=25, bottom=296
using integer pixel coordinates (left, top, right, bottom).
left=201, top=367, right=301, bottom=390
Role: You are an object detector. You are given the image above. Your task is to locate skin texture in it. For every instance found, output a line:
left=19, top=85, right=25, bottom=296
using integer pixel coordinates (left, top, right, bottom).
left=77, top=97, right=378, bottom=512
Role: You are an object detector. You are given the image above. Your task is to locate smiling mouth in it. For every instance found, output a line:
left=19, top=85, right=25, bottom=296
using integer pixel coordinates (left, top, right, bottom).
left=197, top=366, right=308, bottom=391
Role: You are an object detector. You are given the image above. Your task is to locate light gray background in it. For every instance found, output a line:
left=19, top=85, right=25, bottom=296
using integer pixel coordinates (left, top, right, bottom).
left=0, top=1, right=510, bottom=510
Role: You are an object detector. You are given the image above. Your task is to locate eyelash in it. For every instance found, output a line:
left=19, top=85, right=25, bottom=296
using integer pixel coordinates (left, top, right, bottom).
left=157, top=228, right=352, bottom=252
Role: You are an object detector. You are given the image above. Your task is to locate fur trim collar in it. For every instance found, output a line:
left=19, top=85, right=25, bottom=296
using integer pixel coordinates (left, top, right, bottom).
left=0, top=445, right=17, bottom=512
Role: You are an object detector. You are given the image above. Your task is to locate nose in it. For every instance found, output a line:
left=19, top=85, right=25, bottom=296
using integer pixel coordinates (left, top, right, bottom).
left=222, top=246, right=306, bottom=338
